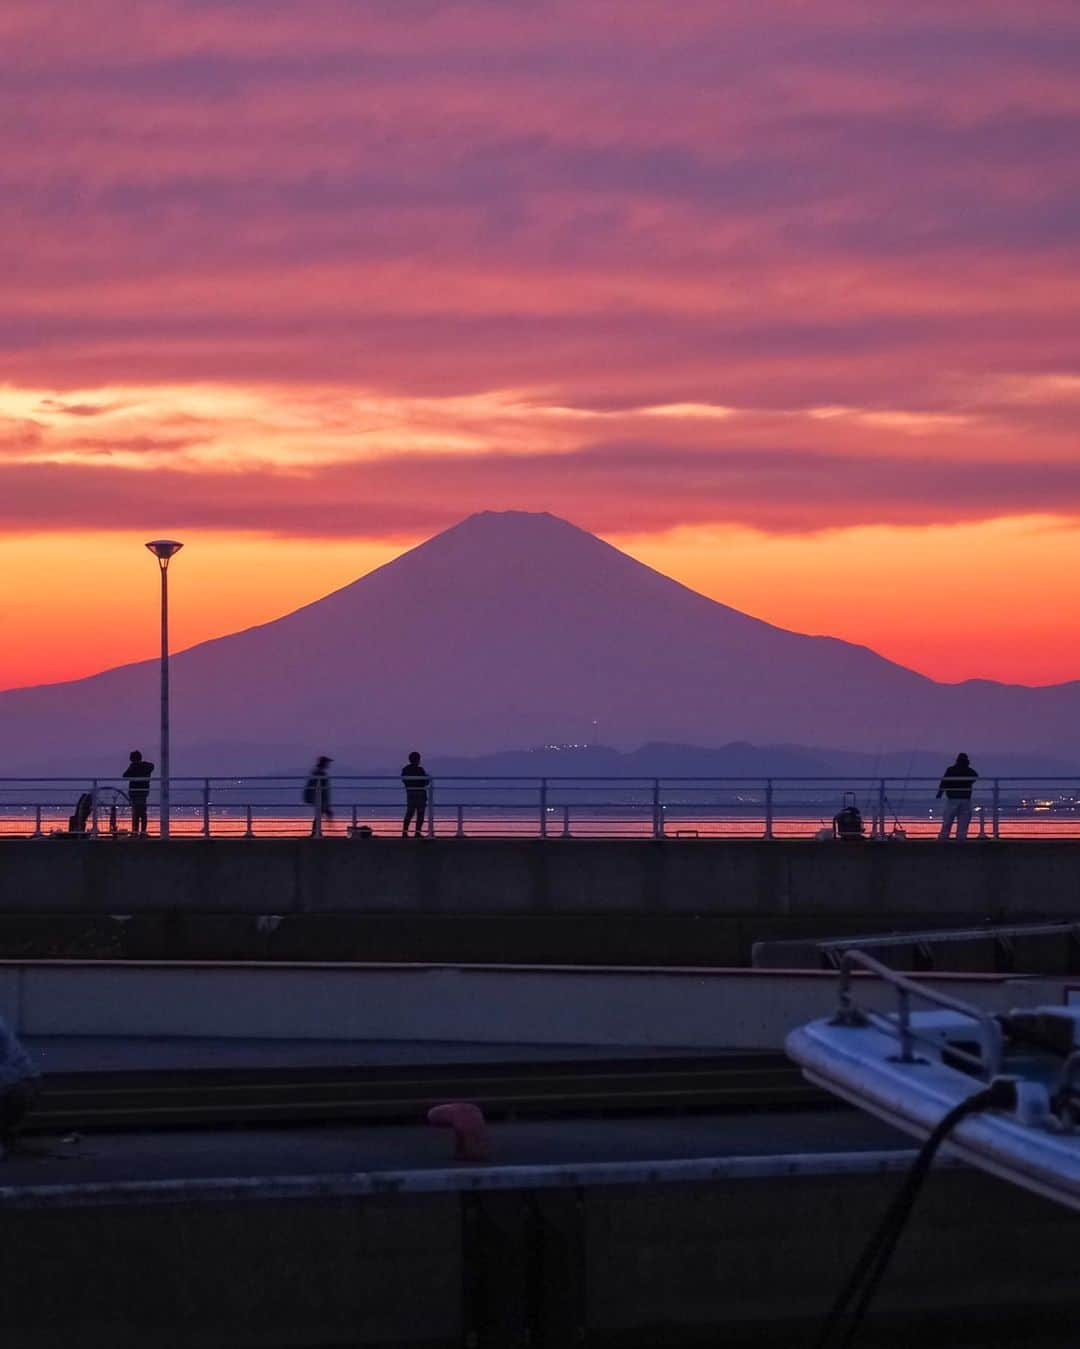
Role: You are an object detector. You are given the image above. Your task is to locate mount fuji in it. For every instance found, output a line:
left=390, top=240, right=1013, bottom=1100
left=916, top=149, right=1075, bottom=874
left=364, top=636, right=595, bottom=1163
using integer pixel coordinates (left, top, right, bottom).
left=1, top=510, right=1078, bottom=773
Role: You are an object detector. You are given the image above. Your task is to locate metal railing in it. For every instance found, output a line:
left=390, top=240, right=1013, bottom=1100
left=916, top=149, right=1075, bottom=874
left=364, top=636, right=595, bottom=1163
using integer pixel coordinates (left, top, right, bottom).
left=834, top=949, right=1005, bottom=1075
left=1, top=774, right=1080, bottom=839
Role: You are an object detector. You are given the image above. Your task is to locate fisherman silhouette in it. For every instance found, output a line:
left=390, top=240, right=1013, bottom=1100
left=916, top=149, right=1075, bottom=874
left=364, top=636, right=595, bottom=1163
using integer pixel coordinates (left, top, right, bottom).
left=122, top=750, right=154, bottom=836
left=304, top=756, right=334, bottom=835
left=401, top=752, right=430, bottom=838
left=937, top=752, right=978, bottom=841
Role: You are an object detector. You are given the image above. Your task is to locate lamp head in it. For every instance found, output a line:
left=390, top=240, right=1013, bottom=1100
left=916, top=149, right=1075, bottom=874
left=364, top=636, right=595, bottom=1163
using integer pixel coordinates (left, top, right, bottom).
left=146, top=539, right=183, bottom=569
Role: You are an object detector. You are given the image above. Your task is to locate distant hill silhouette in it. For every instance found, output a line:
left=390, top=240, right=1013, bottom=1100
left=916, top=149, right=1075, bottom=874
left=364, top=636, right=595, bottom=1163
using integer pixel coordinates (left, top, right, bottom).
left=2, top=510, right=1080, bottom=773
left=20, top=738, right=1073, bottom=781
left=423, top=742, right=1079, bottom=780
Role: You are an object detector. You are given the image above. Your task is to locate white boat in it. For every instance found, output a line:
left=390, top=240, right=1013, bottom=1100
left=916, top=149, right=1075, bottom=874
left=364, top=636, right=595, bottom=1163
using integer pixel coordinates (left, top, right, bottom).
left=786, top=950, right=1080, bottom=1211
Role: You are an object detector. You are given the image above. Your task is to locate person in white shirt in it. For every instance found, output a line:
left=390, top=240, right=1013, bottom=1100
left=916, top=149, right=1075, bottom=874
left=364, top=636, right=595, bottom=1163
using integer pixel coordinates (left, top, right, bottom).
left=936, top=753, right=979, bottom=841
left=0, top=1015, right=40, bottom=1157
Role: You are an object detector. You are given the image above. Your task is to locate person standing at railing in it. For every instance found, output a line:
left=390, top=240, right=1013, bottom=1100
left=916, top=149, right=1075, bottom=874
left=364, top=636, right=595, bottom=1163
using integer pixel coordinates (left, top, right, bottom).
left=122, top=749, right=155, bottom=836
left=937, top=752, right=978, bottom=840
left=401, top=751, right=430, bottom=838
left=304, top=756, right=334, bottom=835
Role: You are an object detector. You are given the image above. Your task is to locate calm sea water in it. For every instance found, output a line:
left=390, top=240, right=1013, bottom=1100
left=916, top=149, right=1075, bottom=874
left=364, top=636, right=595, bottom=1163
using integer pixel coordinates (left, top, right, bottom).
left=0, top=809, right=1074, bottom=839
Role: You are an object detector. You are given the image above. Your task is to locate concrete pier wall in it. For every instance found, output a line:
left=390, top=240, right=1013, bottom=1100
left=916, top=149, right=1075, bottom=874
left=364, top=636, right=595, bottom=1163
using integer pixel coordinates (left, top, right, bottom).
left=0, top=961, right=1064, bottom=1048
left=1, top=837, right=1078, bottom=965
left=0, top=1166, right=1075, bottom=1347
left=4, top=837, right=1080, bottom=917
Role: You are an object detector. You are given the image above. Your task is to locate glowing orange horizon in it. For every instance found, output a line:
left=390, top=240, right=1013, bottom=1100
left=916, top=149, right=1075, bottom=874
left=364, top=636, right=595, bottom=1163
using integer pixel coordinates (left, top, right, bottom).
left=2, top=515, right=1078, bottom=695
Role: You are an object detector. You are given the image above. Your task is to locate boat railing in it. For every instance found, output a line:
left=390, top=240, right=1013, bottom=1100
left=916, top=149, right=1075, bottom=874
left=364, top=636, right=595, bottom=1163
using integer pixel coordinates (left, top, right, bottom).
left=834, top=948, right=1004, bottom=1078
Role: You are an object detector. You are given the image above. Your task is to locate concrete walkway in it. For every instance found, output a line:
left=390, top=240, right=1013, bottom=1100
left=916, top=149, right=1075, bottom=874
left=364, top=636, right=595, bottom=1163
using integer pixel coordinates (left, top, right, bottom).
left=0, top=1109, right=907, bottom=1192
left=22, top=1035, right=724, bottom=1074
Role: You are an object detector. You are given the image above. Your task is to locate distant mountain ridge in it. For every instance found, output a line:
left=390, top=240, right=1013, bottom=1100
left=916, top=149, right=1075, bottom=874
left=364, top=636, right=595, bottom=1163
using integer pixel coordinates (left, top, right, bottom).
left=2, top=510, right=1079, bottom=773
left=423, top=742, right=1079, bottom=781
left=14, top=738, right=1073, bottom=781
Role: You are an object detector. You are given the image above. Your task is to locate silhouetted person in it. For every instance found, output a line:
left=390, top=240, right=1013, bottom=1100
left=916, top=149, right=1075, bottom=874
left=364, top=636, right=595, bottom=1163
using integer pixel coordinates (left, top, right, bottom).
left=401, top=752, right=430, bottom=837
left=304, top=756, right=334, bottom=834
left=0, top=1014, right=39, bottom=1159
left=123, top=750, right=155, bottom=836
left=937, top=752, right=978, bottom=840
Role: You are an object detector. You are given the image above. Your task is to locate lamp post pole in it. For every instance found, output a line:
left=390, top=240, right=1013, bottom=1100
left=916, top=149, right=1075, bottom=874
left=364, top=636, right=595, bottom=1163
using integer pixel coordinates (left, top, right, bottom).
left=145, top=541, right=183, bottom=837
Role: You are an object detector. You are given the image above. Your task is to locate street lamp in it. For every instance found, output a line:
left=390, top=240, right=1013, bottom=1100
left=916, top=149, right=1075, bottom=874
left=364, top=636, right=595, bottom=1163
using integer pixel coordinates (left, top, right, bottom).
left=145, top=540, right=183, bottom=838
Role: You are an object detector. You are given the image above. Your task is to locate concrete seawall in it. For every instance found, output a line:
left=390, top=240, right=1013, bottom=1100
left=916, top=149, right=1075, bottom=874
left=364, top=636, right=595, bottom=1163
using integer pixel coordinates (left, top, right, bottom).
left=1, top=1163, right=1076, bottom=1347
left=0, top=962, right=1059, bottom=1048
left=1, top=838, right=1078, bottom=965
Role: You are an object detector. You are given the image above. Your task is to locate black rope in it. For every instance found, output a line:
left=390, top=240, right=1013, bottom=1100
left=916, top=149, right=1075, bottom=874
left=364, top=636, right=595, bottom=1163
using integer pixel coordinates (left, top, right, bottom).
left=812, top=1078, right=1017, bottom=1349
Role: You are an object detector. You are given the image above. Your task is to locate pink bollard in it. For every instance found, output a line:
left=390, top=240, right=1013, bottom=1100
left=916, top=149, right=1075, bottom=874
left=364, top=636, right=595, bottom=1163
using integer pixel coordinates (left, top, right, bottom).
left=427, top=1101, right=491, bottom=1162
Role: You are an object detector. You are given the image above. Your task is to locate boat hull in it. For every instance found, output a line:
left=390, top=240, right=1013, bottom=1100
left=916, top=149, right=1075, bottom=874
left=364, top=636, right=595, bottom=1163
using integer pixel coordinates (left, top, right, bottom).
left=787, top=1018, right=1080, bottom=1213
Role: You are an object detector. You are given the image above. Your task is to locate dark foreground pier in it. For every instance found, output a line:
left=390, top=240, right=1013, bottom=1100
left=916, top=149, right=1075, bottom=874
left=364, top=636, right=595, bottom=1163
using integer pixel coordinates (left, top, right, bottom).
left=2, top=1100, right=1077, bottom=1348
left=0, top=840, right=1076, bottom=1345
left=3, top=1029, right=1079, bottom=1349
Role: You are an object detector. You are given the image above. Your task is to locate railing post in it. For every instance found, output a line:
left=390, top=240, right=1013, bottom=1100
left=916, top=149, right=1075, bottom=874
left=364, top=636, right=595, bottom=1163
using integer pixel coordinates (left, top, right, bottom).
left=313, top=777, right=323, bottom=838
left=562, top=804, right=571, bottom=838
left=876, top=778, right=886, bottom=840
left=653, top=779, right=662, bottom=839
left=992, top=779, right=1001, bottom=839
left=831, top=952, right=864, bottom=1027
left=838, top=958, right=853, bottom=1020
left=90, top=780, right=99, bottom=837
left=764, top=779, right=774, bottom=840
left=32, top=805, right=43, bottom=838
left=244, top=804, right=254, bottom=838
left=351, top=804, right=358, bottom=832
left=427, top=780, right=435, bottom=837
left=896, top=986, right=916, bottom=1063
left=539, top=777, right=548, bottom=838
left=456, top=804, right=465, bottom=838
left=202, top=778, right=211, bottom=838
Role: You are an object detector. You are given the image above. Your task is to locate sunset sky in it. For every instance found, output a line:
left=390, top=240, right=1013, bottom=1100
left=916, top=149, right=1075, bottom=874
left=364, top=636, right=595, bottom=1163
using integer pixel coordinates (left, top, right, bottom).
left=3, top=1, right=1080, bottom=691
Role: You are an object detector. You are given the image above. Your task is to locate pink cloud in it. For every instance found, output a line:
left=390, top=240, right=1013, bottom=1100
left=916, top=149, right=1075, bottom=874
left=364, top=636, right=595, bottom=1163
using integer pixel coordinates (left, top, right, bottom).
left=3, top=439, right=1080, bottom=538
left=1, top=0, right=1080, bottom=536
